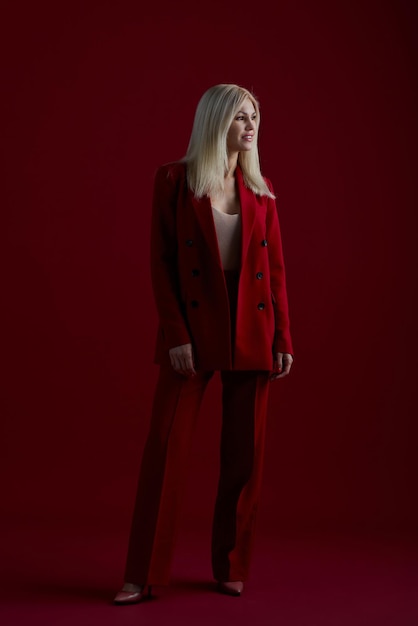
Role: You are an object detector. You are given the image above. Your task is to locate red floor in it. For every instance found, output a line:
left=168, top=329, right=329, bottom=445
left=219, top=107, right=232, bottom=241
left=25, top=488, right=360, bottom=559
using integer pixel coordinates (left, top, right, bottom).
left=1, top=520, right=417, bottom=626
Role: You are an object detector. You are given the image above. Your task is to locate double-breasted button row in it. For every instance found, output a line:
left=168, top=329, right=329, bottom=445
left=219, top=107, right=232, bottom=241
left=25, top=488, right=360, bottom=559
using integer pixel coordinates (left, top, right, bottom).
left=256, top=272, right=263, bottom=279
left=191, top=269, right=200, bottom=277
left=261, top=239, right=268, bottom=247
left=186, top=239, right=193, bottom=247
left=257, top=302, right=265, bottom=310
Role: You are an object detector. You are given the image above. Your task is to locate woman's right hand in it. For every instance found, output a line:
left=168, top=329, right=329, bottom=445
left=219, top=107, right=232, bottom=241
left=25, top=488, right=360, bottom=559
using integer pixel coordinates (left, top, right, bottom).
left=168, top=343, right=196, bottom=377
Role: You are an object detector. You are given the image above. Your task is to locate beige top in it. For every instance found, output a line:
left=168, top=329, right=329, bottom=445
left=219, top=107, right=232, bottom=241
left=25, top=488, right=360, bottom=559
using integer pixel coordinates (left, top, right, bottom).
left=211, top=206, right=241, bottom=270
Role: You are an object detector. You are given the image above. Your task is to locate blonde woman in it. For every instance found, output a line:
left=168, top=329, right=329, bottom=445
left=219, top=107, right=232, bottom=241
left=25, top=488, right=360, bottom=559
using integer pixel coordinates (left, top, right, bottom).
left=114, top=84, right=293, bottom=604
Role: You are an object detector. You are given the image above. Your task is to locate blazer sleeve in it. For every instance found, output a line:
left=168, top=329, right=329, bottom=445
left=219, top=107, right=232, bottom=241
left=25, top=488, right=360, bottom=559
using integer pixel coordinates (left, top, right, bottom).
left=265, top=178, right=294, bottom=356
left=150, top=164, right=192, bottom=350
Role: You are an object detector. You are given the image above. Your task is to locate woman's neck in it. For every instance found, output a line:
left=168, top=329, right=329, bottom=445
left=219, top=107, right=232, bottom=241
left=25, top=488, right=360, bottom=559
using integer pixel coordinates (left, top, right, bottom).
left=225, top=152, right=239, bottom=179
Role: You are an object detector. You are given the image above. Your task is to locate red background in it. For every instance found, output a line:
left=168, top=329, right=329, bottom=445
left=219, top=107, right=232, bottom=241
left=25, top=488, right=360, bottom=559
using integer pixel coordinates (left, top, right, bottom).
left=2, top=0, right=417, bottom=559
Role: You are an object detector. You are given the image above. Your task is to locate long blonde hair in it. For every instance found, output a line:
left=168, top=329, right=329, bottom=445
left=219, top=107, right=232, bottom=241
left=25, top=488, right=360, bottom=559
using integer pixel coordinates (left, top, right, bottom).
left=182, top=84, right=275, bottom=199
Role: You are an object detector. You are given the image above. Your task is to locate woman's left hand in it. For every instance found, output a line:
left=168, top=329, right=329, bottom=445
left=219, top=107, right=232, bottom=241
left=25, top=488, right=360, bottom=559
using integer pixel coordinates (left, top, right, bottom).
left=269, top=352, right=293, bottom=381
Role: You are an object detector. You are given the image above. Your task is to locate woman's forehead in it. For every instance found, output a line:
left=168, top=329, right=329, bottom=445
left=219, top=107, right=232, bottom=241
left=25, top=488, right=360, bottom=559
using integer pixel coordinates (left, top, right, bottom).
left=235, top=97, right=256, bottom=114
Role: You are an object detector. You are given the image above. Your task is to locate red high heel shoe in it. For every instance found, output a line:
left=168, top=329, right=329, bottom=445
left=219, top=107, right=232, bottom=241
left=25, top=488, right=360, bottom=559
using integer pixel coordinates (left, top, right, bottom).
left=113, top=583, right=153, bottom=605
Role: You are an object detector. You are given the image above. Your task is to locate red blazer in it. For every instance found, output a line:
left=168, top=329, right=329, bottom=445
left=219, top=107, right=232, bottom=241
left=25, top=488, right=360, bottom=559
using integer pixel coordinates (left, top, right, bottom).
left=150, top=161, right=293, bottom=371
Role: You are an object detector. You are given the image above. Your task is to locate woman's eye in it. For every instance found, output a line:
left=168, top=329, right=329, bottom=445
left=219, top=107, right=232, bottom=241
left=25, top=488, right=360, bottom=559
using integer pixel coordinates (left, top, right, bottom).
left=235, top=115, right=257, bottom=122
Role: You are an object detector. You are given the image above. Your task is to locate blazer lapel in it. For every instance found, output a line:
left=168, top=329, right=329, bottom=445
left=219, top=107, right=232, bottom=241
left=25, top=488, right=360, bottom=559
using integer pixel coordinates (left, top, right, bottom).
left=190, top=193, right=223, bottom=266
left=189, top=165, right=257, bottom=268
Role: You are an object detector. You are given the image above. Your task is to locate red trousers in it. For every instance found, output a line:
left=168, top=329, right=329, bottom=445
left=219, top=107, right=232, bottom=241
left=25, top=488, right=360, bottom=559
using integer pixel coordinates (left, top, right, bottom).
left=124, top=270, right=271, bottom=584
left=124, top=365, right=270, bottom=585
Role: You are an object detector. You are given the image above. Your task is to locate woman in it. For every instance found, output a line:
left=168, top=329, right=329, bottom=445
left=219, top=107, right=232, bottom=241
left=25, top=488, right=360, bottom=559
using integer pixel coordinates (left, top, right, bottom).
left=114, top=83, right=293, bottom=604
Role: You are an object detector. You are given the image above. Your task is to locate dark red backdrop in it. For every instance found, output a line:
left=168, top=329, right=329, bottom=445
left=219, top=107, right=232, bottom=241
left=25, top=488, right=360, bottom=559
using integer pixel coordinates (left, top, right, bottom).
left=2, top=0, right=417, bottom=549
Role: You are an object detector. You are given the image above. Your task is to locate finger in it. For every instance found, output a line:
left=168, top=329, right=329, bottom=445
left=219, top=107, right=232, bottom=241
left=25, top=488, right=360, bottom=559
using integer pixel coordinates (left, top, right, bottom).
left=275, top=353, right=284, bottom=374
left=284, top=356, right=293, bottom=371
left=276, top=361, right=292, bottom=378
left=181, top=348, right=196, bottom=376
left=171, top=354, right=183, bottom=373
left=186, top=362, right=196, bottom=376
left=169, top=349, right=189, bottom=376
left=173, top=354, right=188, bottom=376
left=185, top=362, right=196, bottom=377
left=175, top=351, right=195, bottom=377
left=180, top=356, right=192, bottom=376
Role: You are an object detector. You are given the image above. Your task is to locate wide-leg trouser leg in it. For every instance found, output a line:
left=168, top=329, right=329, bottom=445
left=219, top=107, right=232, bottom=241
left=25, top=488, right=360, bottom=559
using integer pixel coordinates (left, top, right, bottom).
left=124, top=364, right=213, bottom=586
left=211, top=369, right=270, bottom=582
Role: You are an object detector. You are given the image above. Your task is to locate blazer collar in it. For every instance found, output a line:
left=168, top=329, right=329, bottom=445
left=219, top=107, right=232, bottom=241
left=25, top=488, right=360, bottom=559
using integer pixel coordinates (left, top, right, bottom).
left=190, top=165, right=257, bottom=268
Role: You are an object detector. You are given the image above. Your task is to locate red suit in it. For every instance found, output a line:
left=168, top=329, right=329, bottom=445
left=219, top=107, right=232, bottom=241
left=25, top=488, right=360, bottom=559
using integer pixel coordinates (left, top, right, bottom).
left=151, top=161, right=293, bottom=369
left=124, top=161, right=293, bottom=585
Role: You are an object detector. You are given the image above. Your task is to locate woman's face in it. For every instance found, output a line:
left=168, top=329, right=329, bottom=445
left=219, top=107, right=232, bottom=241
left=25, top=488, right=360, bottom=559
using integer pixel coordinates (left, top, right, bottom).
left=226, top=97, right=257, bottom=154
